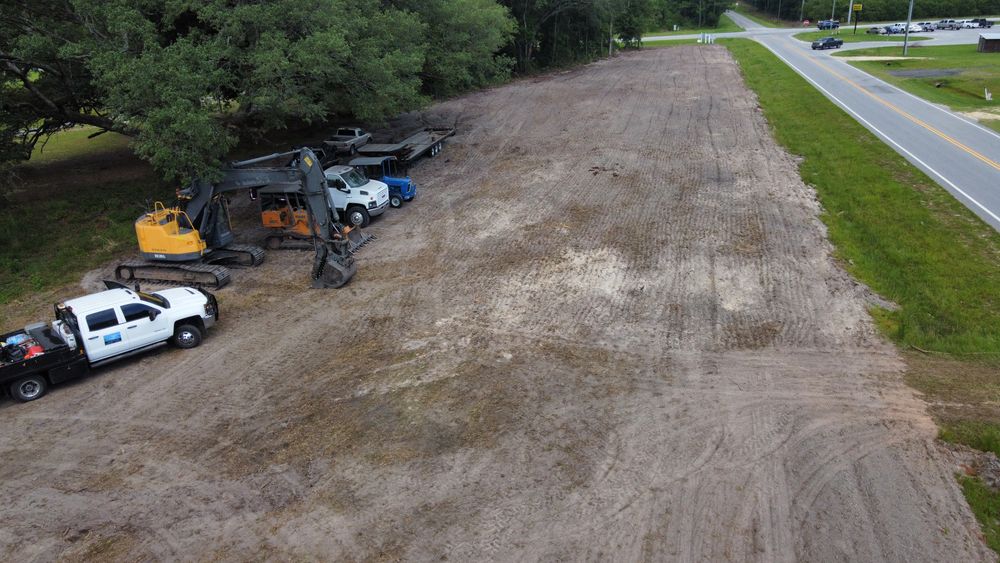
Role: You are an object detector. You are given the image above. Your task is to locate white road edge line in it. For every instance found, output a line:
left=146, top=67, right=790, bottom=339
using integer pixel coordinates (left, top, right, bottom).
left=824, top=45, right=1000, bottom=143
left=756, top=39, right=1000, bottom=226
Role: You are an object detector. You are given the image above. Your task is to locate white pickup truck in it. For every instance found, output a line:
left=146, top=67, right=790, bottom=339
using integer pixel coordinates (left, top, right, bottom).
left=323, top=164, right=390, bottom=227
left=0, top=282, right=219, bottom=402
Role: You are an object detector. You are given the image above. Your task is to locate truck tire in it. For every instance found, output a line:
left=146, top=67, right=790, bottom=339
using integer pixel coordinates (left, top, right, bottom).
left=173, top=324, right=203, bottom=349
left=346, top=206, right=370, bottom=228
left=10, top=375, right=47, bottom=402
left=390, top=195, right=403, bottom=208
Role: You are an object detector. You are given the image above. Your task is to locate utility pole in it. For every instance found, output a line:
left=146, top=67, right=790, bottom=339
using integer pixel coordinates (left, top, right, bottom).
left=902, top=0, right=915, bottom=55
left=830, top=0, right=837, bottom=21
left=800, top=0, right=806, bottom=22
left=609, top=20, right=613, bottom=57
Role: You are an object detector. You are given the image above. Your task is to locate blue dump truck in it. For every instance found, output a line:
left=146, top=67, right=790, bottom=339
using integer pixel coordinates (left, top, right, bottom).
left=349, top=156, right=417, bottom=208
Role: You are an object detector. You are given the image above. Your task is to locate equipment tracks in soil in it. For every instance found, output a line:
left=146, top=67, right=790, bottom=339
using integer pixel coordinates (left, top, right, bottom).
left=0, top=46, right=991, bottom=561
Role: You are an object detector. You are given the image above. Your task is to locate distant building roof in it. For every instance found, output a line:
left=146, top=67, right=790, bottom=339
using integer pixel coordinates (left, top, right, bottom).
left=980, top=33, right=1000, bottom=40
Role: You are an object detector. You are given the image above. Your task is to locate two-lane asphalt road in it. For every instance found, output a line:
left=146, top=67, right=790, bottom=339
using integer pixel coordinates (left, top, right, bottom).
left=653, top=12, right=1000, bottom=230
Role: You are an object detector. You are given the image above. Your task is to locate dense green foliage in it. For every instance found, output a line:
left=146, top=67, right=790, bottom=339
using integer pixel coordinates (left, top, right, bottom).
left=2, top=0, right=715, bottom=182
left=0, top=0, right=513, bottom=182
left=743, top=0, right=1000, bottom=24
left=725, top=38, right=1000, bottom=357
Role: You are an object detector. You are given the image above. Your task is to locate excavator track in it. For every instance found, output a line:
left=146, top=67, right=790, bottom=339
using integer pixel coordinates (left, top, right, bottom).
left=205, top=244, right=266, bottom=267
left=116, top=261, right=233, bottom=289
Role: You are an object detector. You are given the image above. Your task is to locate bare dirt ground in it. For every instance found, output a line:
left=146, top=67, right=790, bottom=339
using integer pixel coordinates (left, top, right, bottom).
left=0, top=46, right=993, bottom=561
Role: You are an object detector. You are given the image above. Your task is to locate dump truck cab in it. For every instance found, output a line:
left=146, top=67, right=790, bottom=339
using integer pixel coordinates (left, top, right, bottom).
left=323, top=165, right=390, bottom=228
left=348, top=156, right=417, bottom=208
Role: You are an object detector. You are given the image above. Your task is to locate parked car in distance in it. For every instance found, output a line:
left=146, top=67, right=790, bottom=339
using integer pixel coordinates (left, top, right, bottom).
left=817, top=20, right=840, bottom=29
left=937, top=19, right=960, bottom=30
left=972, top=18, right=993, bottom=28
left=917, top=22, right=936, bottom=31
left=907, top=23, right=923, bottom=32
left=866, top=26, right=887, bottom=34
left=883, top=23, right=905, bottom=33
left=812, top=36, right=844, bottom=49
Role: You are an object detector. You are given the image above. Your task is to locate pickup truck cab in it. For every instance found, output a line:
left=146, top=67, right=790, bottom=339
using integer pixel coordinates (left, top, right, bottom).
left=323, top=165, right=390, bottom=227
left=323, top=128, right=371, bottom=155
left=0, top=283, right=218, bottom=402
left=937, top=19, right=960, bottom=30
left=817, top=20, right=840, bottom=29
left=811, top=37, right=844, bottom=49
left=348, top=156, right=417, bottom=208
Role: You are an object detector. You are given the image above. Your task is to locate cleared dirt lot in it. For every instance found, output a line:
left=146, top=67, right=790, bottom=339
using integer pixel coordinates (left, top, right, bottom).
left=0, top=46, right=992, bottom=561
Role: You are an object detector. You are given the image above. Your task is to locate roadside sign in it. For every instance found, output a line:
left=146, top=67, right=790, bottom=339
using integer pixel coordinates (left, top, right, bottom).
left=853, top=3, right=862, bottom=11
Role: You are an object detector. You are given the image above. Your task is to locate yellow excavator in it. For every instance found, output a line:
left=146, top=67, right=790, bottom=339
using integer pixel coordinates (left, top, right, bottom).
left=117, top=148, right=369, bottom=289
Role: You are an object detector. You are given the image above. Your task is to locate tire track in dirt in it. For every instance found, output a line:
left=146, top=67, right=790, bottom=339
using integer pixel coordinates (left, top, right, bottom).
left=0, top=47, right=992, bottom=561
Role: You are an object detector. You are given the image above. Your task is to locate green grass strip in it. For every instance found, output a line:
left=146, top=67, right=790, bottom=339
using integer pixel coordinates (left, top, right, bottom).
left=793, top=29, right=930, bottom=43
left=724, top=39, right=1000, bottom=358
left=959, top=475, right=1000, bottom=553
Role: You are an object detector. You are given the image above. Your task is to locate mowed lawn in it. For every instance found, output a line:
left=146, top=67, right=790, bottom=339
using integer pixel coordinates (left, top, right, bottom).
left=794, top=29, right=931, bottom=43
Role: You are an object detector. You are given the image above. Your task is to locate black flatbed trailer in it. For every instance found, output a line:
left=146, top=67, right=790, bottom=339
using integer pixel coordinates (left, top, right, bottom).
left=357, top=128, right=455, bottom=163
left=1, top=322, right=89, bottom=401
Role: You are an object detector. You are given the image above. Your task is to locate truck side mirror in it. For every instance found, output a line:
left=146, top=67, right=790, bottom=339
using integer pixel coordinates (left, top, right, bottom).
left=148, top=309, right=160, bottom=321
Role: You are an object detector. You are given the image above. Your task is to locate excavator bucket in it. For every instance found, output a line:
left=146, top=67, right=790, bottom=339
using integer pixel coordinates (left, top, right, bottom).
left=311, top=243, right=357, bottom=289
left=343, top=225, right=376, bottom=254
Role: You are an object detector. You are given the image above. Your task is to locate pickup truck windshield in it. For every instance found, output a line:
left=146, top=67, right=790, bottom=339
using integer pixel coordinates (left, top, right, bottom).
left=140, top=292, right=170, bottom=309
left=343, top=169, right=368, bottom=189
left=337, top=129, right=355, bottom=136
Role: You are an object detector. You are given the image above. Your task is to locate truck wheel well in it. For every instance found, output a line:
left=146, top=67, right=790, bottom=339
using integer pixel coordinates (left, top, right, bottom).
left=174, top=316, right=205, bottom=332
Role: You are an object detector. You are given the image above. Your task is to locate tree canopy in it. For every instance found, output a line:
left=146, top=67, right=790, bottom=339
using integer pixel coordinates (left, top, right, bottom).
left=2, top=0, right=712, bottom=182
left=1, top=0, right=510, bottom=181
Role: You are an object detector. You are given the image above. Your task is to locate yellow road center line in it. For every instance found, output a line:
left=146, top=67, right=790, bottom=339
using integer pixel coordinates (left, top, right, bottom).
left=794, top=42, right=1000, bottom=173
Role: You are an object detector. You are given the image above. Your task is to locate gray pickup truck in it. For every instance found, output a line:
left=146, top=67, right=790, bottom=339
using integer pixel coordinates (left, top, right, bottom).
left=323, top=127, right=371, bottom=155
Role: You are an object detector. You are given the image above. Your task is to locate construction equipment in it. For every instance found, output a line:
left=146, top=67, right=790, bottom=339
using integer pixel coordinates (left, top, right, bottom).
left=357, top=127, right=455, bottom=163
left=118, top=148, right=365, bottom=289
left=256, top=184, right=375, bottom=254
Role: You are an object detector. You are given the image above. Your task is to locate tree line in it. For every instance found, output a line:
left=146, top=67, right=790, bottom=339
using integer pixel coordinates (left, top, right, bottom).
left=2, top=0, right=720, bottom=182
left=744, top=0, right=1000, bottom=25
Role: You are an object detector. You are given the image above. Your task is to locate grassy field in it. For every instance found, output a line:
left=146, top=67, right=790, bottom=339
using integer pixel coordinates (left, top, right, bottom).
left=793, top=29, right=931, bottom=43
left=0, top=170, right=169, bottom=305
left=837, top=44, right=1000, bottom=131
left=27, top=126, right=132, bottom=164
left=644, top=13, right=742, bottom=36
left=724, top=37, right=1000, bottom=549
left=730, top=4, right=795, bottom=27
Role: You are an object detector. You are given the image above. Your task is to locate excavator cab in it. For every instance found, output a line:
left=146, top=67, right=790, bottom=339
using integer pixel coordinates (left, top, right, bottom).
left=134, top=202, right=207, bottom=261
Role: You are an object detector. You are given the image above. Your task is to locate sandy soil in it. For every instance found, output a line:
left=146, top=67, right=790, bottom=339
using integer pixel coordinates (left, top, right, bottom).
left=0, top=46, right=992, bottom=561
